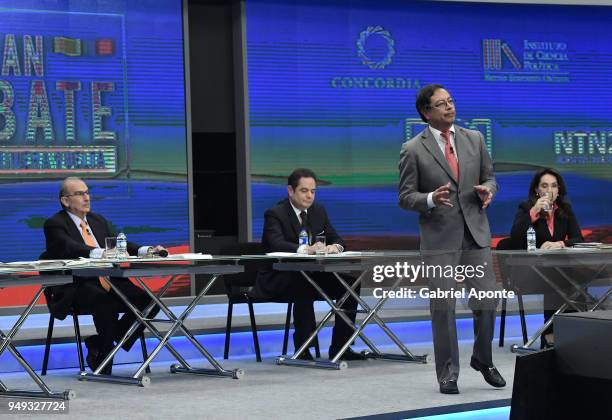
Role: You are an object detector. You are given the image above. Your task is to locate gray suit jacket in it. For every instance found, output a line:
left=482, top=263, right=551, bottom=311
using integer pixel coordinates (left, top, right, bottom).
left=398, top=125, right=498, bottom=251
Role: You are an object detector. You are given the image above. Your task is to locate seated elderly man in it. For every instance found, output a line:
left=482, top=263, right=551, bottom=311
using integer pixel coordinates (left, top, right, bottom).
left=43, top=177, right=166, bottom=374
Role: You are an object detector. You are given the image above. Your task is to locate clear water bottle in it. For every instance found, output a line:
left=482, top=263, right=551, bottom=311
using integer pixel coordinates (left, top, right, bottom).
left=298, top=228, right=309, bottom=247
left=117, top=232, right=128, bottom=258
left=526, top=226, right=536, bottom=251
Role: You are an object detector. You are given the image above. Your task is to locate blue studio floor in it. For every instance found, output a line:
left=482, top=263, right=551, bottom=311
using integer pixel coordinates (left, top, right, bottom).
left=0, top=310, right=543, bottom=373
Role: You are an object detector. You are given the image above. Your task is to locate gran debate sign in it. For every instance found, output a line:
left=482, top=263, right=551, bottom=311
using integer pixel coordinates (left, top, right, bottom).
left=0, top=9, right=125, bottom=176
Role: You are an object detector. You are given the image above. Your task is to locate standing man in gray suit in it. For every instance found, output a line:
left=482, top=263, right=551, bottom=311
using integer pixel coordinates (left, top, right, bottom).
left=398, top=84, right=506, bottom=394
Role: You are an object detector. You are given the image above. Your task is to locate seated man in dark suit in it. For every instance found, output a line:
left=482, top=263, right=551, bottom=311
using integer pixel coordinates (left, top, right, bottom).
left=43, top=177, right=166, bottom=374
left=253, top=168, right=363, bottom=360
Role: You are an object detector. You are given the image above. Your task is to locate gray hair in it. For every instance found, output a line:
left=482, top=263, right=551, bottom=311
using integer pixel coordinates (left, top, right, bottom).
left=59, top=177, right=85, bottom=208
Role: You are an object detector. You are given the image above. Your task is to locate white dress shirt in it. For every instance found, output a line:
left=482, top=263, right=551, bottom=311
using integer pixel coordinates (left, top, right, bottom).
left=66, top=211, right=150, bottom=258
left=289, top=201, right=310, bottom=254
left=288, top=201, right=343, bottom=254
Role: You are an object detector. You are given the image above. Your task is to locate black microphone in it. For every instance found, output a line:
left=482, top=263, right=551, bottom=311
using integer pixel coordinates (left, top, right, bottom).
left=150, top=248, right=168, bottom=257
left=449, top=145, right=455, bottom=154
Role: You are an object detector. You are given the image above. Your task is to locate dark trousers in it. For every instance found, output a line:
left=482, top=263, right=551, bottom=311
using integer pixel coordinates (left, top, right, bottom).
left=74, top=277, right=159, bottom=355
left=289, top=272, right=360, bottom=353
left=424, top=225, right=499, bottom=383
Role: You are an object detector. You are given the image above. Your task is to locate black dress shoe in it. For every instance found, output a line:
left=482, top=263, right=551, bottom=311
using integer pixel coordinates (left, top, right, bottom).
left=470, top=357, right=506, bottom=388
left=294, top=349, right=314, bottom=361
left=329, top=347, right=367, bottom=361
left=439, top=379, right=459, bottom=394
left=84, top=335, right=101, bottom=371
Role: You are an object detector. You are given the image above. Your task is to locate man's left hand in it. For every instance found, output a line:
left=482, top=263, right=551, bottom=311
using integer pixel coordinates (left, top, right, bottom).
left=540, top=241, right=565, bottom=250
left=473, top=185, right=493, bottom=209
left=325, top=244, right=341, bottom=254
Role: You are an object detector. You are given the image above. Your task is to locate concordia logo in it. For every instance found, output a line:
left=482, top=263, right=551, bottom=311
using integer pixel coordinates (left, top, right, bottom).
left=356, top=26, right=395, bottom=69
left=331, top=26, right=420, bottom=89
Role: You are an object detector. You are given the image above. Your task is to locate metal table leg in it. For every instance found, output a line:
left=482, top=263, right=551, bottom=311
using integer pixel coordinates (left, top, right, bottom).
left=333, top=274, right=428, bottom=364
left=511, top=304, right=566, bottom=354
left=78, top=273, right=243, bottom=386
left=554, top=265, right=606, bottom=306
left=277, top=271, right=371, bottom=370
left=0, top=286, right=74, bottom=400
left=276, top=268, right=428, bottom=370
left=512, top=265, right=611, bottom=354
left=591, top=286, right=612, bottom=311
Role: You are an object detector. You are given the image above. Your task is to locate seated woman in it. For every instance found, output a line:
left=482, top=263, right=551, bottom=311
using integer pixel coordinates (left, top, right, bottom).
left=510, top=168, right=584, bottom=346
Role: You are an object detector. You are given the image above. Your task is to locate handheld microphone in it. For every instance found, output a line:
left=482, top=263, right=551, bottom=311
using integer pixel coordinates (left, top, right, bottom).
left=150, top=248, right=168, bottom=257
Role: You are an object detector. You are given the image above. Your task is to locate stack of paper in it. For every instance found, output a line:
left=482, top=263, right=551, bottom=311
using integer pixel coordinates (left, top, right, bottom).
left=91, top=253, right=213, bottom=263
left=573, top=242, right=603, bottom=248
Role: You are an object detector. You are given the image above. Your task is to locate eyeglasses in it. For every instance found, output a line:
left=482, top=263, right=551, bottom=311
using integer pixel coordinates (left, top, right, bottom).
left=63, top=190, right=90, bottom=197
left=429, top=98, right=455, bottom=110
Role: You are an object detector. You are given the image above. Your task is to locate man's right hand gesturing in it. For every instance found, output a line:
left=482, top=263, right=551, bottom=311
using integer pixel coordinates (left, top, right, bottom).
left=432, top=182, right=453, bottom=207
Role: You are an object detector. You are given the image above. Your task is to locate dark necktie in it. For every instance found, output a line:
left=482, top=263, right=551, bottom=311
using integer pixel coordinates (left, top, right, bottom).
left=300, top=211, right=311, bottom=243
left=441, top=130, right=459, bottom=181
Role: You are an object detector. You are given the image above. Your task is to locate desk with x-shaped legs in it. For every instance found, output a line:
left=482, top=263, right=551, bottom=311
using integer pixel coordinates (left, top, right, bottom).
left=0, top=269, right=76, bottom=400
left=73, top=260, right=245, bottom=386
left=263, top=253, right=429, bottom=370
left=496, top=248, right=612, bottom=354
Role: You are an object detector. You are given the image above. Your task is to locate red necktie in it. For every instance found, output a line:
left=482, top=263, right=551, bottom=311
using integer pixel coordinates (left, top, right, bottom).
left=441, top=130, right=459, bottom=182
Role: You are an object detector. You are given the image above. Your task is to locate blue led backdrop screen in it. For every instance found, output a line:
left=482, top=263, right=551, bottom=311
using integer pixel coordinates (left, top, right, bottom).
left=0, top=0, right=190, bottom=300
left=246, top=0, right=612, bottom=247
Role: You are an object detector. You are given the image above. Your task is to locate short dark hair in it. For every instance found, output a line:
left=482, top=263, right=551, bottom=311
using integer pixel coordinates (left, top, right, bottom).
left=288, top=168, right=317, bottom=189
left=416, top=83, right=446, bottom=122
left=527, top=168, right=571, bottom=219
